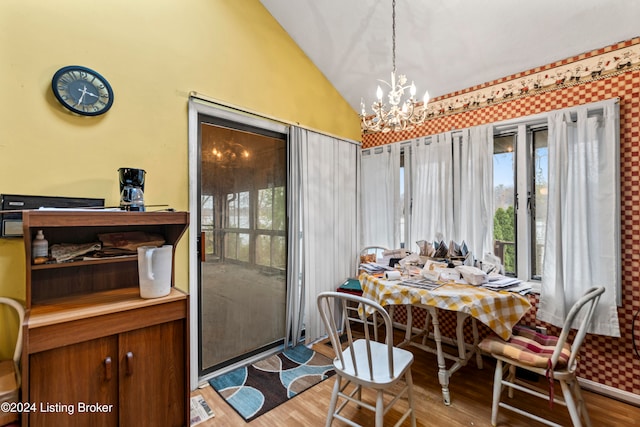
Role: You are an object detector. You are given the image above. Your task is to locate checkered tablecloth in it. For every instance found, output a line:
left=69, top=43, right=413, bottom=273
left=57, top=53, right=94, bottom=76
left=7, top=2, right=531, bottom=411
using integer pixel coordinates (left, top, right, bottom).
left=359, top=273, right=532, bottom=340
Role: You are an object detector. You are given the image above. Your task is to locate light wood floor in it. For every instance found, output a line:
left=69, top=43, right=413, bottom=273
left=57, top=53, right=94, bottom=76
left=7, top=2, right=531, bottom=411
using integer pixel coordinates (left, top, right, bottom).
left=191, top=332, right=640, bottom=426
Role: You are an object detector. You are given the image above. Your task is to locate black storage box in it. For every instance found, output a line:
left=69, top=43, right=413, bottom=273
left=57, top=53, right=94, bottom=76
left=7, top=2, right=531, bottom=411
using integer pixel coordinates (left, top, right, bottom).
left=1, top=194, right=105, bottom=237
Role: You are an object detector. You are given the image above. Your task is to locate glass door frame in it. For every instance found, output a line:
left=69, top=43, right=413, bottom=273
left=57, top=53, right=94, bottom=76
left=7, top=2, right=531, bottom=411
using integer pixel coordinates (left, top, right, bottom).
left=187, top=98, right=289, bottom=388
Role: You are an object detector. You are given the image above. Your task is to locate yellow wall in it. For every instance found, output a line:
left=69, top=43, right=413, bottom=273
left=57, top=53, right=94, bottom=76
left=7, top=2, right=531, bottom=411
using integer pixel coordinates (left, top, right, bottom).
left=0, top=0, right=360, bottom=357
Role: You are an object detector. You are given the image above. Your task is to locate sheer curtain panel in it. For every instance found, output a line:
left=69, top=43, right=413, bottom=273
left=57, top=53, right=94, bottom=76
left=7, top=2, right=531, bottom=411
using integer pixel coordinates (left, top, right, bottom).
left=360, top=144, right=400, bottom=249
left=538, top=102, right=620, bottom=337
left=454, top=125, right=494, bottom=260
left=286, top=127, right=359, bottom=346
left=409, top=132, right=454, bottom=252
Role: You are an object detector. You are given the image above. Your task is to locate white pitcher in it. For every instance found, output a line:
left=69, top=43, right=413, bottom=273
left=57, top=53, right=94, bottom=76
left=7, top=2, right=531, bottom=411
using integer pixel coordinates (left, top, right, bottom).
left=137, top=245, right=173, bottom=298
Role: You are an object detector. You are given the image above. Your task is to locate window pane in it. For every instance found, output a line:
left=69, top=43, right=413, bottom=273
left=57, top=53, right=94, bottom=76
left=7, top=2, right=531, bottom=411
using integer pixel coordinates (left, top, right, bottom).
left=493, top=135, right=516, bottom=274
left=227, top=194, right=237, bottom=228
left=201, top=195, right=215, bottom=256
left=532, top=129, right=548, bottom=278
left=225, top=232, right=237, bottom=259
left=238, top=192, right=250, bottom=228
left=257, top=188, right=273, bottom=230
left=400, top=151, right=405, bottom=248
left=256, top=235, right=286, bottom=269
left=272, top=236, right=286, bottom=269
left=273, top=187, right=285, bottom=231
left=237, top=233, right=250, bottom=261
left=256, top=234, right=271, bottom=266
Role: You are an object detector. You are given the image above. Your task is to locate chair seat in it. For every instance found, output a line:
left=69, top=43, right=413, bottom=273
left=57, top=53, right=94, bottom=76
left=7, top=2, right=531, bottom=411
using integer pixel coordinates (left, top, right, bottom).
left=336, top=339, right=414, bottom=385
left=478, top=325, right=571, bottom=369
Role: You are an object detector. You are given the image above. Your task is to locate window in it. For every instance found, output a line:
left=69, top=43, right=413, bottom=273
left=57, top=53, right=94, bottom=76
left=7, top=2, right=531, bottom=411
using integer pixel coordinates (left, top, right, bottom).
left=492, top=128, right=549, bottom=280
left=493, top=135, right=516, bottom=275
left=400, top=149, right=407, bottom=249
left=256, top=186, right=286, bottom=269
left=372, top=100, right=619, bottom=297
left=531, top=129, right=548, bottom=279
left=225, top=191, right=250, bottom=262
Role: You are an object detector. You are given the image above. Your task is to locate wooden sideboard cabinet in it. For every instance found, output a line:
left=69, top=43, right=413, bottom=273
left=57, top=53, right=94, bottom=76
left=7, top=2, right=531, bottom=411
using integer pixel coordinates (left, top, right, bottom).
left=20, top=210, right=190, bottom=427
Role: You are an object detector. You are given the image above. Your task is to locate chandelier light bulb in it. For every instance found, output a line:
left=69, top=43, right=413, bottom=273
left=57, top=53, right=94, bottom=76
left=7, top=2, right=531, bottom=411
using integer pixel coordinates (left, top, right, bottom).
left=376, top=86, right=383, bottom=101
left=410, top=82, right=416, bottom=98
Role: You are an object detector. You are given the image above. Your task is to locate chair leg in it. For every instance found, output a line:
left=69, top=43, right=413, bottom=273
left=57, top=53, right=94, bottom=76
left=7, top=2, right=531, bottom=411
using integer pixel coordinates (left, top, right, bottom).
left=506, top=364, right=516, bottom=398
left=560, top=379, right=584, bottom=427
left=491, top=359, right=503, bottom=426
left=405, top=369, right=416, bottom=427
left=375, top=389, right=384, bottom=427
left=326, top=376, right=341, bottom=427
left=572, top=379, right=592, bottom=427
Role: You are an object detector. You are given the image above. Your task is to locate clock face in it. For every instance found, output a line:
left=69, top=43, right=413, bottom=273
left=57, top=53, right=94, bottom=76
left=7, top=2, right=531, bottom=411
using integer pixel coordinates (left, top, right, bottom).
left=51, top=66, right=114, bottom=116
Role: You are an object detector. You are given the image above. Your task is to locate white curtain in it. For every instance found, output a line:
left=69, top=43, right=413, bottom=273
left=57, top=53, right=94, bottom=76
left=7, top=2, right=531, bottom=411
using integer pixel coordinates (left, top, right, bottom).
left=286, top=126, right=358, bottom=346
left=409, top=132, right=454, bottom=252
left=454, top=125, right=494, bottom=260
left=360, top=143, right=400, bottom=249
left=538, top=104, right=620, bottom=337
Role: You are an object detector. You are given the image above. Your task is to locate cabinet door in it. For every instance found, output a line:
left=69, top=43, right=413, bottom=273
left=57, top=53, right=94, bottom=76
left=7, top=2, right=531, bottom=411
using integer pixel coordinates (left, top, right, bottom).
left=29, top=336, right=118, bottom=427
left=118, top=320, right=186, bottom=427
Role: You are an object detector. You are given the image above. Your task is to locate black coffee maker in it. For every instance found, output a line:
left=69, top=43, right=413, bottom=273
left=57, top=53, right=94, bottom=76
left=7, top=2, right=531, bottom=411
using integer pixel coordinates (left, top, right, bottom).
left=118, top=168, right=146, bottom=211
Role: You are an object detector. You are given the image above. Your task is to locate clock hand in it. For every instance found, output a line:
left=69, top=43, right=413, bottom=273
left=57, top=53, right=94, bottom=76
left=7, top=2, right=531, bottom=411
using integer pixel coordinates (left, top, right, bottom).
left=77, top=85, right=89, bottom=105
left=85, top=92, right=99, bottom=98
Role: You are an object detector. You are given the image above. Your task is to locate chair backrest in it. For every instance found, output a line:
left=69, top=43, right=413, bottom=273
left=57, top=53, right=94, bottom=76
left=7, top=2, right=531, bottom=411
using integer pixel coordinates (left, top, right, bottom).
left=317, top=291, right=395, bottom=381
left=359, top=246, right=389, bottom=262
left=358, top=246, right=390, bottom=275
left=0, top=297, right=25, bottom=364
left=550, top=286, right=605, bottom=370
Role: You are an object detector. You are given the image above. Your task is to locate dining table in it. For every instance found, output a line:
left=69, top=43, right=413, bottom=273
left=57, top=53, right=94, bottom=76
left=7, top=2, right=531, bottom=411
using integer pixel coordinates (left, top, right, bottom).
left=359, top=272, right=532, bottom=405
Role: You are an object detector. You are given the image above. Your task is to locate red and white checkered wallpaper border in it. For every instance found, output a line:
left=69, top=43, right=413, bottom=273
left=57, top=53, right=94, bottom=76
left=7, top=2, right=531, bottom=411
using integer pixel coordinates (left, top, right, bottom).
left=369, top=37, right=640, bottom=395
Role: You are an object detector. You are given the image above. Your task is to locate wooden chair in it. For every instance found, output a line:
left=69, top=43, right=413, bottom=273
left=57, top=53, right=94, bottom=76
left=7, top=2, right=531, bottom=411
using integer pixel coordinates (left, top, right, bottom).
left=317, top=291, right=416, bottom=427
left=0, top=297, right=25, bottom=426
left=479, top=286, right=605, bottom=427
left=358, top=246, right=390, bottom=273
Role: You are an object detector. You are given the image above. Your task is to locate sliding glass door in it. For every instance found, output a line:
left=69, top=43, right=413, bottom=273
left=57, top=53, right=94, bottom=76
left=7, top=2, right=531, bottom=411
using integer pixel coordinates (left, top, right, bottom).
left=198, top=118, right=287, bottom=375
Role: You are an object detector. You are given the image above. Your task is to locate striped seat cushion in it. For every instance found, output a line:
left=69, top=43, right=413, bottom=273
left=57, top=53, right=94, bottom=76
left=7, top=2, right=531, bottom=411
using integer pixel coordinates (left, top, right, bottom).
left=478, top=325, right=571, bottom=368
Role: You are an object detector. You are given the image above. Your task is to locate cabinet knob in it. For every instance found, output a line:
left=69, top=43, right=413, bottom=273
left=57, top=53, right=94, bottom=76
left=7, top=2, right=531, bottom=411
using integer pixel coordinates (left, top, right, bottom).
left=104, top=356, right=112, bottom=381
left=126, top=351, right=134, bottom=376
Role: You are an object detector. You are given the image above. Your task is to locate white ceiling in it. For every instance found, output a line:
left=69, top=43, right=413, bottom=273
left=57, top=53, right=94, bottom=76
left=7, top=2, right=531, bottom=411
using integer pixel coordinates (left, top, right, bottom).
left=259, top=0, right=640, bottom=113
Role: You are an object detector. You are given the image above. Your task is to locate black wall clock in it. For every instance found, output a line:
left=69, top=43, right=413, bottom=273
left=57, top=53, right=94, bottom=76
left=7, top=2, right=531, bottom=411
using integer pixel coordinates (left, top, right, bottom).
left=51, top=65, right=114, bottom=116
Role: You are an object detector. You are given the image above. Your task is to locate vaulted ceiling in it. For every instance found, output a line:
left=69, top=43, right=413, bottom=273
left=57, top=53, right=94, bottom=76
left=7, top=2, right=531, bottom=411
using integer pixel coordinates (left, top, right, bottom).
left=259, top=0, right=640, bottom=114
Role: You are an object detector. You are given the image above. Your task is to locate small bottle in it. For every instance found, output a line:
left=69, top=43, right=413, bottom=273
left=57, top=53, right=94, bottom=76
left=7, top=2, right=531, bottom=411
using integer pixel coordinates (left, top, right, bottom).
left=32, top=230, right=48, bottom=259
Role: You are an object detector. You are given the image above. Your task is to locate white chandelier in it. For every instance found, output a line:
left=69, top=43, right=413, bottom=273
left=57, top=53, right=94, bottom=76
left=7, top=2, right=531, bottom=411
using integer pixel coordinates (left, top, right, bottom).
left=360, top=0, right=429, bottom=133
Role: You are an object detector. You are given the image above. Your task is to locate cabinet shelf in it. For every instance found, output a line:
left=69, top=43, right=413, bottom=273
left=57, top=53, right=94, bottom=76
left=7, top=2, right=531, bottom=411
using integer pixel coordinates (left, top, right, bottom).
left=31, top=255, right=137, bottom=270
left=27, top=287, right=186, bottom=328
